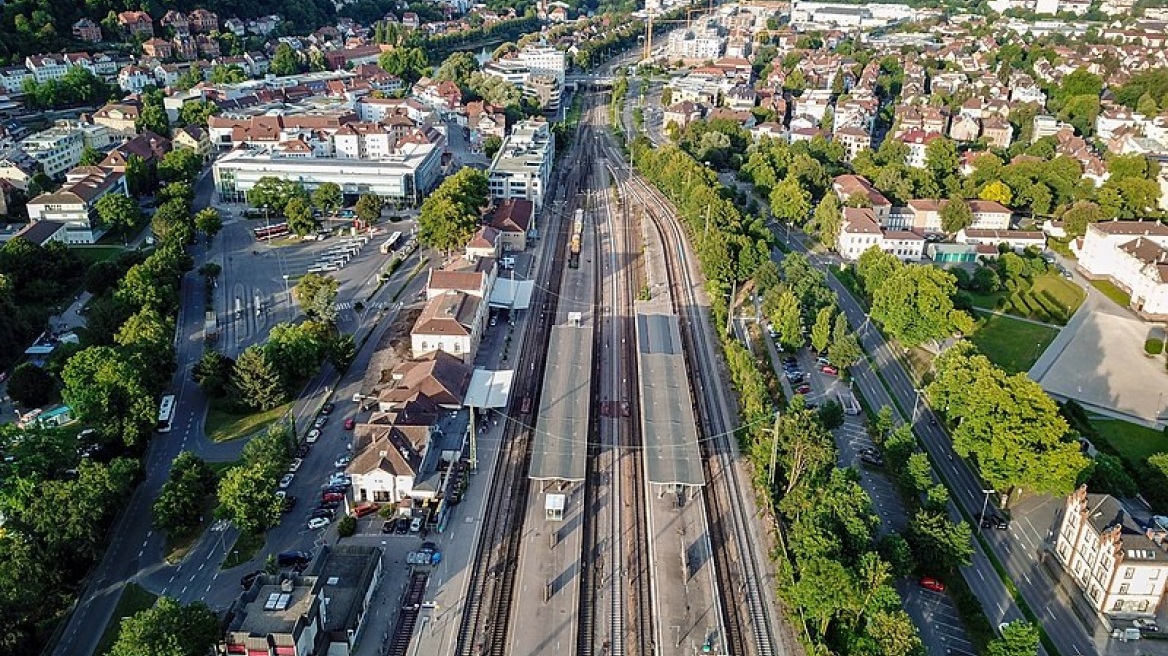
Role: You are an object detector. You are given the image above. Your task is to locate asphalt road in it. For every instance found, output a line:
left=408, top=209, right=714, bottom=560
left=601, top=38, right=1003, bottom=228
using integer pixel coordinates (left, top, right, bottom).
left=53, top=165, right=430, bottom=656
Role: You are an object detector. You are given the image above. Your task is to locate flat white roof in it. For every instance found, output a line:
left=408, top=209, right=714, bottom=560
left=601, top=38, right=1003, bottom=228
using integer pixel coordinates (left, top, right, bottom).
left=464, top=369, right=514, bottom=408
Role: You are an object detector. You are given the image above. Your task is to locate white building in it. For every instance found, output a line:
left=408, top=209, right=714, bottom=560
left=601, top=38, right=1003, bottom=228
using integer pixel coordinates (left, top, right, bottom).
left=24, top=55, right=69, bottom=83
left=332, top=122, right=398, bottom=160
left=410, top=291, right=485, bottom=362
left=836, top=207, right=926, bottom=261
left=488, top=119, right=555, bottom=211
left=1077, top=220, right=1168, bottom=319
left=1055, top=486, right=1168, bottom=617
left=26, top=166, right=127, bottom=244
left=212, top=138, right=443, bottom=205
left=665, top=26, right=726, bottom=61
left=117, top=66, right=153, bottom=94
left=515, top=45, right=567, bottom=83
left=21, top=126, right=84, bottom=179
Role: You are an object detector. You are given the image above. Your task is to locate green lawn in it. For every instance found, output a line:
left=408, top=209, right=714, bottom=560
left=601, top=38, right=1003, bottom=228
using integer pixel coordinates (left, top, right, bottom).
left=968, top=273, right=1084, bottom=326
left=1091, top=418, right=1168, bottom=465
left=69, top=245, right=124, bottom=265
left=95, top=583, right=157, bottom=655
left=969, top=314, right=1060, bottom=374
left=204, top=400, right=293, bottom=443
left=1091, top=279, right=1132, bottom=308
left=221, top=531, right=266, bottom=570
left=1031, top=274, right=1085, bottom=315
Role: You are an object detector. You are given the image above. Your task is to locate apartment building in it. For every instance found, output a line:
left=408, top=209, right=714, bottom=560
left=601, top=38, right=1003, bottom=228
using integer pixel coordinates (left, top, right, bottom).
left=487, top=119, right=554, bottom=211
left=837, top=207, right=925, bottom=261
left=1055, top=486, right=1168, bottom=617
left=26, top=166, right=127, bottom=244
left=515, top=45, right=567, bottom=83
left=21, top=127, right=84, bottom=179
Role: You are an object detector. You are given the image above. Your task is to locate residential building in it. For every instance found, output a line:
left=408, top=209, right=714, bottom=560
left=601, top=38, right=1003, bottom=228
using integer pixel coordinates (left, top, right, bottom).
left=466, top=226, right=500, bottom=259
left=489, top=198, right=534, bottom=251
left=26, top=166, right=127, bottom=244
left=212, top=138, right=443, bottom=205
left=832, top=174, right=892, bottom=223
left=968, top=200, right=1013, bottom=230
left=117, top=11, right=154, bottom=37
left=21, top=126, right=84, bottom=179
left=142, top=38, right=173, bottom=60
left=982, top=116, right=1014, bottom=150
left=833, top=127, right=870, bottom=162
left=0, top=66, right=31, bottom=94
left=92, top=101, right=141, bottom=135
left=663, top=101, right=704, bottom=131
left=488, top=119, right=554, bottom=211
left=949, top=114, right=981, bottom=142
left=117, top=65, right=153, bottom=93
left=525, top=73, right=562, bottom=111
left=515, top=45, right=567, bottom=83
left=1055, top=486, right=1168, bottom=617
left=160, top=10, right=190, bottom=36
left=1077, top=220, right=1168, bottom=319
left=332, top=122, right=398, bottom=160
left=174, top=125, right=210, bottom=159
left=0, top=155, right=37, bottom=190
left=72, top=19, right=103, bottom=43
left=101, top=131, right=171, bottom=170
left=665, top=25, right=726, bottom=61
left=837, top=207, right=884, bottom=260
left=12, top=219, right=68, bottom=246
left=188, top=9, right=219, bottom=32
left=221, top=545, right=383, bottom=656
left=899, top=129, right=941, bottom=169
left=24, top=55, right=68, bottom=83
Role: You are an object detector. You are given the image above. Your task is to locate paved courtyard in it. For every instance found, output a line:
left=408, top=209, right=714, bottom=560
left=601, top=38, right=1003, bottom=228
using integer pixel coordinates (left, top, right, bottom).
left=1030, top=288, right=1168, bottom=427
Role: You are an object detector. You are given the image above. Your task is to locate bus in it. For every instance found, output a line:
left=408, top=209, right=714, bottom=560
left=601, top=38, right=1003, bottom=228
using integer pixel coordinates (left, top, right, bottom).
left=380, top=232, right=403, bottom=254
left=253, top=222, right=290, bottom=241
left=157, top=394, right=176, bottom=433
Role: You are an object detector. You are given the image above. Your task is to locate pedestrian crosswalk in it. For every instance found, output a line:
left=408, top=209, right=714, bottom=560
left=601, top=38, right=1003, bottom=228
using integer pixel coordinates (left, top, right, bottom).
left=334, top=301, right=390, bottom=312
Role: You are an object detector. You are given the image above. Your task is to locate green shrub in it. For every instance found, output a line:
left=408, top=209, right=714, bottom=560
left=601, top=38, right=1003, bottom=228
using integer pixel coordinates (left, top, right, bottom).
left=337, top=515, right=357, bottom=538
left=1146, top=338, right=1164, bottom=356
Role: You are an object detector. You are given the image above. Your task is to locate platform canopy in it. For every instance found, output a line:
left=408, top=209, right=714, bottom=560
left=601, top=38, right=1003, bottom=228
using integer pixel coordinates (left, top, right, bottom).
left=529, top=325, right=592, bottom=482
left=636, top=306, right=705, bottom=488
left=464, top=369, right=514, bottom=408
left=489, top=278, right=534, bottom=310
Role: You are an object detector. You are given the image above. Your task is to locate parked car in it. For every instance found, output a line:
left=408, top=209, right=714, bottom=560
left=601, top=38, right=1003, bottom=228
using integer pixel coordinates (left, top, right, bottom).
left=308, top=517, right=330, bottom=530
left=351, top=502, right=379, bottom=518
left=343, top=418, right=356, bottom=430
left=795, top=384, right=812, bottom=395
left=420, top=541, right=437, bottom=554
left=240, top=570, right=263, bottom=589
left=329, top=473, right=351, bottom=485
left=919, top=577, right=946, bottom=593
left=277, top=551, right=311, bottom=567
left=782, top=356, right=797, bottom=366
left=321, top=492, right=344, bottom=503
left=859, top=451, right=884, bottom=467
left=296, top=444, right=311, bottom=458
left=313, top=415, right=328, bottom=429
left=382, top=520, right=395, bottom=534
left=323, top=481, right=350, bottom=492
left=281, top=496, right=298, bottom=514
left=334, top=455, right=351, bottom=469
left=395, top=517, right=410, bottom=534
left=317, top=500, right=340, bottom=511
left=306, top=429, right=321, bottom=444
left=322, top=403, right=335, bottom=415
left=820, top=365, right=839, bottom=375
left=816, top=356, right=831, bottom=366
left=1133, top=619, right=1160, bottom=632
left=979, top=512, right=1009, bottom=530
left=279, top=473, right=295, bottom=489
left=288, top=458, right=303, bottom=473
left=409, top=517, right=423, bottom=532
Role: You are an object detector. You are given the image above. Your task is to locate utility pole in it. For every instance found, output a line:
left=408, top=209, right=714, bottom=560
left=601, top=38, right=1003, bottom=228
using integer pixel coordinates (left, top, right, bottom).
left=725, top=279, right=736, bottom=336
left=768, top=411, right=781, bottom=488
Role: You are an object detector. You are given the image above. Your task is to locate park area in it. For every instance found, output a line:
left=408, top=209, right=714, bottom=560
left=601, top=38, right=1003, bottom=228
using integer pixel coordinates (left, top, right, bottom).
left=969, top=314, right=1060, bottom=374
left=967, top=272, right=1085, bottom=326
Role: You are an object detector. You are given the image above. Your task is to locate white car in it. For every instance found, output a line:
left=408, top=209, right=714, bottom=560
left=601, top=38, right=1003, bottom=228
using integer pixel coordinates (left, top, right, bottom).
left=334, top=455, right=351, bottom=469
left=307, top=517, right=330, bottom=530
left=279, top=473, right=295, bottom=489
left=306, top=429, right=321, bottom=444
left=288, top=458, right=303, bottom=473
left=329, top=474, right=351, bottom=485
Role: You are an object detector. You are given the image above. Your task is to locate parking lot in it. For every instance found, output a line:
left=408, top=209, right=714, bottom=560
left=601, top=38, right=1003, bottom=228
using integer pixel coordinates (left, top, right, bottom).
left=765, top=336, right=976, bottom=656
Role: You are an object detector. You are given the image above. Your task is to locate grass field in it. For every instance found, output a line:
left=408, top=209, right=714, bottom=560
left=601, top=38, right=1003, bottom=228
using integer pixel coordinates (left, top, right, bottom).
left=204, top=400, right=292, bottom=443
left=1090, top=279, right=1132, bottom=309
left=968, top=273, right=1084, bottom=326
left=969, top=314, right=1060, bottom=374
left=221, top=531, right=266, bottom=570
left=1091, top=418, right=1168, bottom=465
left=69, top=245, right=125, bottom=265
left=95, top=583, right=157, bottom=655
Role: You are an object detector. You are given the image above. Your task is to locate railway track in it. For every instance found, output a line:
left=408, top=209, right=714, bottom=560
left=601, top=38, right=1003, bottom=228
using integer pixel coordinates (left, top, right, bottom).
left=613, top=152, right=780, bottom=656
left=454, top=92, right=600, bottom=656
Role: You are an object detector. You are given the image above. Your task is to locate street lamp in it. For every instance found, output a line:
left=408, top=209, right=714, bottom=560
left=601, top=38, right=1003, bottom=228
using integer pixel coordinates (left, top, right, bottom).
left=912, top=388, right=924, bottom=423
left=978, top=489, right=996, bottom=534
left=282, top=274, right=291, bottom=315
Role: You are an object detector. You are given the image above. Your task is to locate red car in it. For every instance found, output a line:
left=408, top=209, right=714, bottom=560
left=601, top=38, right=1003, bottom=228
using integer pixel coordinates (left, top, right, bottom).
left=343, top=418, right=356, bottom=430
left=820, top=365, right=839, bottom=375
left=795, top=384, right=811, bottom=395
left=919, top=577, right=946, bottom=593
left=321, top=492, right=344, bottom=503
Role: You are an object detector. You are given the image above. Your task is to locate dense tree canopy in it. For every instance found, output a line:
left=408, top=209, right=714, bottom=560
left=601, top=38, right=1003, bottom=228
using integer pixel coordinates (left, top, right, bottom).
left=871, top=264, right=971, bottom=347
left=417, top=167, right=489, bottom=253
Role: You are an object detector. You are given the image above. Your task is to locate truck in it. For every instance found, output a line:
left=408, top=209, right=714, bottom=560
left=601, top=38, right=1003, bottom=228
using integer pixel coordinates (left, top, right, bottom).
left=203, top=311, right=219, bottom=342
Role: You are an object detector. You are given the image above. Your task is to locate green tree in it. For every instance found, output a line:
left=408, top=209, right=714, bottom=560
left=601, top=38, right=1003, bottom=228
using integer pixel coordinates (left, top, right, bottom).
left=79, top=145, right=103, bottom=166
left=907, top=509, right=974, bottom=572
left=925, top=137, right=959, bottom=191
left=483, top=134, right=503, bottom=159
left=153, top=451, right=215, bottom=535
left=263, top=322, right=328, bottom=387
left=284, top=197, right=316, bottom=236
left=327, top=333, right=357, bottom=371
left=6, top=362, right=53, bottom=407
left=194, top=208, right=222, bottom=240
left=311, top=182, right=343, bottom=215
left=247, top=176, right=305, bottom=212
left=768, top=289, right=804, bottom=351
left=158, top=148, right=202, bottom=184
left=828, top=313, right=862, bottom=366
left=867, top=610, right=925, bottom=656
left=855, top=247, right=902, bottom=298
left=987, top=621, right=1040, bottom=656
left=810, top=192, right=843, bottom=249
left=95, top=193, right=143, bottom=241
left=871, top=265, right=968, bottom=346
left=230, top=345, right=287, bottom=411
left=192, top=349, right=233, bottom=398
left=810, top=305, right=834, bottom=353
left=293, top=273, right=339, bottom=323
left=217, top=463, right=282, bottom=533
left=124, top=154, right=153, bottom=197
left=136, top=99, right=170, bottom=138
left=434, top=50, right=479, bottom=88
left=1059, top=200, right=1103, bottom=237
left=817, top=400, right=845, bottom=430
left=927, top=343, right=1089, bottom=495
left=354, top=193, right=383, bottom=227
left=179, top=99, right=218, bottom=127
left=109, top=597, right=219, bottom=656
left=60, top=346, right=155, bottom=447
left=208, top=64, right=247, bottom=84
left=270, top=43, right=301, bottom=76
left=940, top=196, right=974, bottom=233
left=115, top=306, right=177, bottom=392
left=378, top=47, right=429, bottom=84
left=769, top=177, right=812, bottom=227
left=417, top=168, right=489, bottom=253
left=978, top=180, right=1013, bottom=206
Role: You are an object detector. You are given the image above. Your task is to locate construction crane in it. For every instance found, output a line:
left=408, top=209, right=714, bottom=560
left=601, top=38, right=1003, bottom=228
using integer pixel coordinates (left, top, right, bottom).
left=643, top=3, right=715, bottom=62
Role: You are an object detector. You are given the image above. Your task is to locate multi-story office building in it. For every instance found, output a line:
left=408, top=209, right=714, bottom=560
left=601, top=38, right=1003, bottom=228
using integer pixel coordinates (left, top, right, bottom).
left=21, top=127, right=84, bottom=179
left=487, top=119, right=554, bottom=211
